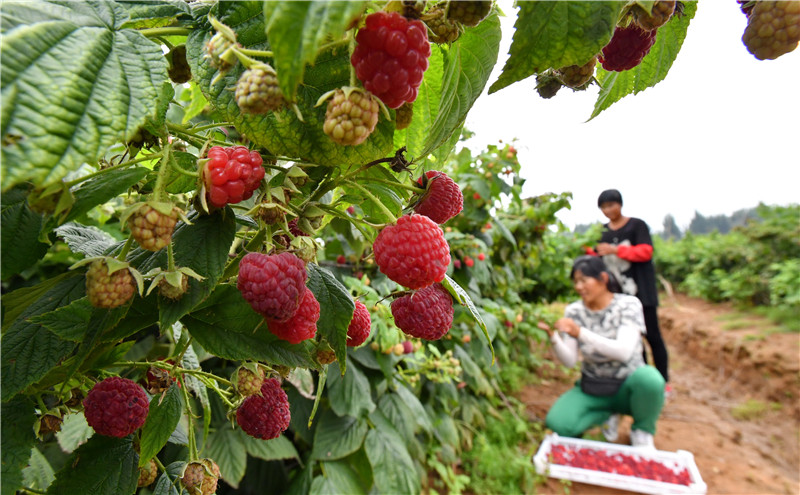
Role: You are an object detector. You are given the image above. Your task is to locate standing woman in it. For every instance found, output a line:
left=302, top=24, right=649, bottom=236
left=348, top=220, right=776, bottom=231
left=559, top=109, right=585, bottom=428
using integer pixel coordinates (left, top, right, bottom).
left=542, top=256, right=665, bottom=448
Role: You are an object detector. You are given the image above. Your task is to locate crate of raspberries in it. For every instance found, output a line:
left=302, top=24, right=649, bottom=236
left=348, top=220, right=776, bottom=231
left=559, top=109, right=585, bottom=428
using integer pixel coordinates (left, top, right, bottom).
left=533, top=433, right=707, bottom=494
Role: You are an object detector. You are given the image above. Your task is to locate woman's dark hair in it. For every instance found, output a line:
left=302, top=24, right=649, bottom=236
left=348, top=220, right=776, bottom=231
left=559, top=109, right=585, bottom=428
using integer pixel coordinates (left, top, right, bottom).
left=597, top=189, right=623, bottom=207
left=570, top=255, right=623, bottom=294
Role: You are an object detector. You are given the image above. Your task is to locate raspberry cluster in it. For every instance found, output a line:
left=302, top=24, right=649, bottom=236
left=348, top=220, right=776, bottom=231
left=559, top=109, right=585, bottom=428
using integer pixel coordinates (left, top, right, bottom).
left=86, top=260, right=135, bottom=309
left=181, top=459, right=220, bottom=495
left=742, top=1, right=800, bottom=60
left=237, top=252, right=307, bottom=322
left=236, top=378, right=291, bottom=440
left=267, top=287, right=320, bottom=344
left=351, top=11, right=432, bottom=108
left=322, top=88, right=380, bottom=146
left=423, top=3, right=462, bottom=44
left=235, top=64, right=285, bottom=114
left=347, top=300, right=372, bottom=347
left=413, top=171, right=464, bottom=224
left=202, top=146, right=265, bottom=209
left=549, top=445, right=692, bottom=486
left=127, top=203, right=179, bottom=252
left=391, top=283, right=454, bottom=340
left=373, top=214, right=450, bottom=290
left=599, top=25, right=658, bottom=71
left=83, top=377, right=149, bottom=437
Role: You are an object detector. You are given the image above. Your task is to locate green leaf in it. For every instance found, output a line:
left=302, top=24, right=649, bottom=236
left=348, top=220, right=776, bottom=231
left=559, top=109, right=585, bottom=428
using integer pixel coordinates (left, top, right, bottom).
left=0, top=192, right=48, bottom=280
left=64, top=167, right=151, bottom=223
left=152, top=461, right=184, bottom=495
left=22, top=447, right=55, bottom=492
left=55, top=413, right=94, bottom=454
left=139, top=384, right=182, bottom=466
left=1, top=272, right=75, bottom=331
left=180, top=83, right=208, bottom=124
left=1, top=274, right=84, bottom=401
left=30, top=298, right=93, bottom=341
left=204, top=425, right=247, bottom=489
left=307, top=264, right=354, bottom=371
left=365, top=410, right=419, bottom=495
left=0, top=2, right=169, bottom=191
left=186, top=3, right=393, bottom=167
left=46, top=435, right=139, bottom=495
left=327, top=361, right=374, bottom=418
left=591, top=1, right=697, bottom=119
left=377, top=393, right=416, bottom=441
left=394, top=383, right=432, bottom=433
left=163, top=151, right=200, bottom=194
left=242, top=433, right=299, bottom=462
left=311, top=461, right=366, bottom=495
left=442, top=275, right=494, bottom=363
left=418, top=12, right=502, bottom=160
left=311, top=410, right=368, bottom=461
left=117, top=0, right=192, bottom=29
left=1, top=397, right=36, bottom=495
left=54, top=222, right=118, bottom=257
left=393, top=49, right=443, bottom=163
left=263, top=1, right=366, bottom=101
left=489, top=1, right=623, bottom=94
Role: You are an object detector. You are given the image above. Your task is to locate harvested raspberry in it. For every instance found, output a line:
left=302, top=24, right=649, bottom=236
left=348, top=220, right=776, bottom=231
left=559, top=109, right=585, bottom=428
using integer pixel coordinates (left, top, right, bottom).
left=446, top=0, right=493, bottom=27
left=202, top=145, right=265, bottom=209
left=631, top=1, right=676, bottom=31
left=373, top=215, right=451, bottom=289
left=555, top=56, right=597, bottom=89
left=181, top=459, right=220, bottom=495
left=237, top=252, right=307, bottom=321
left=351, top=11, right=432, bottom=108
left=86, top=260, right=135, bottom=309
left=267, top=287, right=320, bottom=344
left=394, top=103, right=413, bottom=130
left=127, top=203, right=179, bottom=251
left=83, top=377, right=149, bottom=437
left=347, top=300, right=372, bottom=347
left=412, top=171, right=464, bottom=224
left=391, top=283, right=454, bottom=340
left=422, top=3, right=462, bottom=44
left=322, top=88, right=380, bottom=146
left=235, top=64, right=285, bottom=114
left=742, top=1, right=800, bottom=60
left=236, top=378, right=291, bottom=440
left=167, top=44, right=192, bottom=84
left=138, top=459, right=158, bottom=487
left=599, top=25, right=657, bottom=71
left=234, top=365, right=265, bottom=397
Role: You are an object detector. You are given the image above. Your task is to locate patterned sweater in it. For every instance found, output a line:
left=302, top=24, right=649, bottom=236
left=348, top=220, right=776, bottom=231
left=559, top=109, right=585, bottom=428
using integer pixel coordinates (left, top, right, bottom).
left=550, top=293, right=646, bottom=380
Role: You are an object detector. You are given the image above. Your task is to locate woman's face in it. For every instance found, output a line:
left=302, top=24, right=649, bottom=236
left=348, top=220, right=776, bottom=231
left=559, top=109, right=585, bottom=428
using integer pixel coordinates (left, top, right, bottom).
left=573, top=270, right=609, bottom=305
left=599, top=201, right=622, bottom=221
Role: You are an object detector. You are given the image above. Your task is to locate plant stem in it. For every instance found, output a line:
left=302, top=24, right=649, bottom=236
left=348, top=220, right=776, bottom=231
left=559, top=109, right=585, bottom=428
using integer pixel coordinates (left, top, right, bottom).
left=152, top=141, right=172, bottom=202
left=140, top=27, right=191, bottom=37
left=348, top=35, right=357, bottom=87
left=167, top=244, right=176, bottom=271
left=117, top=236, right=135, bottom=261
left=348, top=181, right=398, bottom=223
left=237, top=47, right=274, bottom=58
left=359, top=176, right=423, bottom=193
left=65, top=152, right=163, bottom=188
left=180, top=380, right=199, bottom=462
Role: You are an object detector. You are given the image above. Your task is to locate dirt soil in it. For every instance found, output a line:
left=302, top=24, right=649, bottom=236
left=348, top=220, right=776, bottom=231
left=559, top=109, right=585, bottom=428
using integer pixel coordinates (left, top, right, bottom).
left=519, top=293, right=800, bottom=495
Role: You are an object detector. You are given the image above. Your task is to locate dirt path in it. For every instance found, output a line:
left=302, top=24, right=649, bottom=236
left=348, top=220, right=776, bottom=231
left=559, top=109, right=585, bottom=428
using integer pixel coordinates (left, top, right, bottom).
left=519, top=294, right=800, bottom=495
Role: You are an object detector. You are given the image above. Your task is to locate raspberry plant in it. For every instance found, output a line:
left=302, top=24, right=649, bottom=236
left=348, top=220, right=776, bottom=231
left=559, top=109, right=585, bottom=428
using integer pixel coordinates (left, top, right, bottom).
left=1, top=1, right=746, bottom=494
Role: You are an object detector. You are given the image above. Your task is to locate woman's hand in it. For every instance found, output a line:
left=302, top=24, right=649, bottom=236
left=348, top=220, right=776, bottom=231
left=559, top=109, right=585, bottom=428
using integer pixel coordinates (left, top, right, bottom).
left=554, top=318, right=581, bottom=338
left=596, top=242, right=618, bottom=255
left=536, top=321, right=553, bottom=337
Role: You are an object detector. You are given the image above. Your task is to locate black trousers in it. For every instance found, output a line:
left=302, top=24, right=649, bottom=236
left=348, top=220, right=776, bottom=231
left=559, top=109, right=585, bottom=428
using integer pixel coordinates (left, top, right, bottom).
left=642, top=305, right=669, bottom=382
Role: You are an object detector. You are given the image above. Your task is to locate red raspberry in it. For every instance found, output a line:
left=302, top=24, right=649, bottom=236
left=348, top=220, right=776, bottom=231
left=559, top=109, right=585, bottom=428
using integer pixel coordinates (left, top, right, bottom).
left=412, top=171, right=464, bottom=224
left=236, top=378, right=291, bottom=440
left=266, top=287, right=320, bottom=344
left=391, top=283, right=454, bottom=340
left=181, top=459, right=220, bottom=495
left=127, top=203, right=179, bottom=251
left=598, top=25, right=657, bottom=71
left=86, top=260, right=135, bottom=309
left=402, top=340, right=414, bottom=353
left=237, top=252, right=307, bottom=321
left=347, top=300, right=372, bottom=347
left=234, top=365, right=265, bottom=397
left=742, top=1, right=800, bottom=60
left=83, top=377, right=149, bottom=437
left=477, top=252, right=486, bottom=261
left=464, top=256, right=474, bottom=267
left=373, top=215, right=451, bottom=289
left=202, top=146, right=265, bottom=208
left=351, top=11, right=432, bottom=108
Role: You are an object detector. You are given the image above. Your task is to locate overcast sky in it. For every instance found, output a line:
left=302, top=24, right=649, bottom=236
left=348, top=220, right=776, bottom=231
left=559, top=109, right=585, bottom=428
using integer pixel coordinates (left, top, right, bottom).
left=462, top=1, right=800, bottom=231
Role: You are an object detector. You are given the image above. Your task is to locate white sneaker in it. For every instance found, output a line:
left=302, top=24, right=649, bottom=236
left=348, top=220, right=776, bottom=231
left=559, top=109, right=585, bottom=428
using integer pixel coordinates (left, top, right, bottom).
left=630, top=429, right=656, bottom=450
left=602, top=414, right=620, bottom=442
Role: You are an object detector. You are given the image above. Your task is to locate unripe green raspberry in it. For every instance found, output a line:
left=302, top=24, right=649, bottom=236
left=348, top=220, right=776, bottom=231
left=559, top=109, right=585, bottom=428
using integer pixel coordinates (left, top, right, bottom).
left=205, top=32, right=236, bottom=72
left=235, top=365, right=266, bottom=397
left=631, top=0, right=676, bottom=31
left=86, top=260, right=135, bottom=309
left=167, top=44, right=192, bottom=84
left=423, top=3, right=462, bottom=44
left=322, top=88, right=380, bottom=146
left=555, top=56, right=597, bottom=89
left=235, top=64, right=285, bottom=114
left=181, top=459, right=220, bottom=495
left=395, top=103, right=413, bottom=130
left=742, top=1, right=800, bottom=60
left=127, top=203, right=179, bottom=252
left=158, top=272, right=189, bottom=300
left=446, top=0, right=493, bottom=27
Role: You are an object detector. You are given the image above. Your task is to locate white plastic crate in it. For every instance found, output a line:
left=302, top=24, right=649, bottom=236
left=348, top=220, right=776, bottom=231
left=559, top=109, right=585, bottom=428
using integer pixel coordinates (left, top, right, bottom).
left=533, top=433, right=707, bottom=494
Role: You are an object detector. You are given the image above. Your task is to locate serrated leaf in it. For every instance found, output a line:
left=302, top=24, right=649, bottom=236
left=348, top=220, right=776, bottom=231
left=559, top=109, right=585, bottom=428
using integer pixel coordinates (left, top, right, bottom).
left=393, top=49, right=443, bottom=162
left=0, top=2, right=169, bottom=191
left=365, top=410, right=419, bottom=495
left=204, top=424, right=247, bottom=489
left=377, top=393, right=415, bottom=441
left=31, top=297, right=93, bottom=341
left=117, top=0, right=192, bottom=29
left=1, top=272, right=74, bottom=331
left=46, top=435, right=139, bottom=495
left=489, top=1, right=623, bottom=94
left=327, top=361, right=374, bottom=418
left=1, top=397, right=36, bottom=495
left=55, top=222, right=118, bottom=257
left=264, top=1, right=366, bottom=101
left=180, top=82, right=208, bottom=124
left=22, top=447, right=55, bottom=492
left=1, top=274, right=84, bottom=401
left=163, top=150, right=200, bottom=194
left=311, top=461, right=366, bottom=495
left=139, top=384, right=182, bottom=466
left=442, top=275, right=494, bottom=363
left=55, top=413, right=94, bottom=454
left=311, top=410, right=368, bottom=461
left=590, top=1, right=697, bottom=119
left=0, top=194, right=48, bottom=280
left=307, top=264, right=354, bottom=371
left=242, top=432, right=299, bottom=461
left=186, top=3, right=392, bottom=167
left=152, top=461, right=184, bottom=495
left=394, top=383, right=432, bottom=433
left=63, top=166, right=151, bottom=223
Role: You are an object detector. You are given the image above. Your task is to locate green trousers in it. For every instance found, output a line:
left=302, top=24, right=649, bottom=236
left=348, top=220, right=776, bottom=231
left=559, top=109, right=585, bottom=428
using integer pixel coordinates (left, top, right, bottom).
left=545, top=365, right=665, bottom=437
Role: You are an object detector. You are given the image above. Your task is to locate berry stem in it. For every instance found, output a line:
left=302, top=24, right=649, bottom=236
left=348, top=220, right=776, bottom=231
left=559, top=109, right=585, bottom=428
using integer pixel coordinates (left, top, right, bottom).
left=167, top=244, right=176, bottom=271
left=348, top=34, right=357, bottom=87
left=358, top=176, right=424, bottom=194
left=231, top=46, right=267, bottom=69
left=117, top=236, right=135, bottom=261
left=307, top=367, right=327, bottom=428
left=152, top=141, right=173, bottom=203
left=347, top=181, right=398, bottom=224
left=236, top=46, right=275, bottom=59
left=65, top=151, right=163, bottom=188
left=180, top=379, right=200, bottom=462
left=139, top=27, right=191, bottom=38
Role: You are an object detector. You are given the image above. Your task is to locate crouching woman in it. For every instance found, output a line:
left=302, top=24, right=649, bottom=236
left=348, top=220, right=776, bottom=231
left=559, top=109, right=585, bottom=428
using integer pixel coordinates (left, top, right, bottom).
left=542, top=256, right=665, bottom=448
